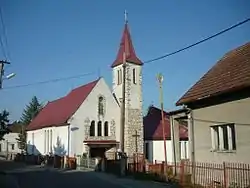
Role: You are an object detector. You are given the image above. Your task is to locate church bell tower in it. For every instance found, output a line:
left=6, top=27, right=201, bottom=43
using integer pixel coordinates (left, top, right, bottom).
left=111, top=12, right=144, bottom=157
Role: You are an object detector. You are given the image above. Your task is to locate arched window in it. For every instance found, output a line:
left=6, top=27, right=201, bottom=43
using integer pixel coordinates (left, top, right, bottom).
left=90, top=121, right=95, bottom=136
left=133, top=68, right=136, bottom=84
left=104, top=121, right=109, bottom=136
left=97, top=121, right=102, bottom=136
left=98, top=96, right=105, bottom=116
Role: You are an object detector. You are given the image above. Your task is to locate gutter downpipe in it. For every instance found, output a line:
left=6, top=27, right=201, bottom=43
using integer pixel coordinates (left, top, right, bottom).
left=170, top=115, right=177, bottom=176
left=186, top=107, right=195, bottom=185
left=66, top=123, right=70, bottom=169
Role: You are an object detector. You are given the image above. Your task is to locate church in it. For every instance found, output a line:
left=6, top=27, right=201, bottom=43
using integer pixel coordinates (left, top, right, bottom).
left=26, top=17, right=144, bottom=160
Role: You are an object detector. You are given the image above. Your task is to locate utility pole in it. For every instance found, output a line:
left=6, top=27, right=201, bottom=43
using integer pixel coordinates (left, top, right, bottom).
left=157, top=73, right=168, bottom=180
left=119, top=10, right=128, bottom=177
left=0, top=60, right=10, bottom=89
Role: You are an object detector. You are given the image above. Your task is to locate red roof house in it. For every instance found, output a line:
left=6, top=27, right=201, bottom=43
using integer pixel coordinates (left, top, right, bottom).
left=26, top=79, right=99, bottom=131
left=177, top=42, right=250, bottom=106
left=144, top=105, right=188, bottom=141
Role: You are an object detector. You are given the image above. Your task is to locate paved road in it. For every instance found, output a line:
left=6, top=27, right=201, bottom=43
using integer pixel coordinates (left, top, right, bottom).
left=0, top=160, right=177, bottom=188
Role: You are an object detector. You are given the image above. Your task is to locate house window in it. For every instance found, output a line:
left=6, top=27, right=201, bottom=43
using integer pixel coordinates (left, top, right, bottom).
left=50, top=130, right=53, bottom=153
left=104, top=121, right=109, bottom=136
left=117, top=70, right=120, bottom=85
left=117, top=69, right=122, bottom=85
left=145, top=142, right=149, bottom=159
left=211, top=124, right=236, bottom=151
left=47, top=130, right=49, bottom=154
left=11, top=144, right=15, bottom=150
left=90, top=121, right=95, bottom=136
left=44, top=130, right=46, bottom=153
left=132, top=68, right=136, bottom=84
left=98, top=96, right=105, bottom=116
left=97, top=121, right=102, bottom=136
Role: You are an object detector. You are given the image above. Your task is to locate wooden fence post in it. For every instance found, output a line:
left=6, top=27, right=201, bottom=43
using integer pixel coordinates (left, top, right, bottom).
left=180, top=160, right=185, bottom=187
left=223, top=162, right=227, bottom=188
left=133, top=153, right=136, bottom=173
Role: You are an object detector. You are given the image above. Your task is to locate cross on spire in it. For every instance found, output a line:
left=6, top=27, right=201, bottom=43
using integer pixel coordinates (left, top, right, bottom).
left=124, top=10, right=128, bottom=24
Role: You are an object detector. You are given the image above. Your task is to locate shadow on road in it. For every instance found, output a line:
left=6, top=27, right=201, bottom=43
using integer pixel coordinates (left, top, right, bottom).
left=0, top=160, right=179, bottom=188
left=0, top=160, right=29, bottom=173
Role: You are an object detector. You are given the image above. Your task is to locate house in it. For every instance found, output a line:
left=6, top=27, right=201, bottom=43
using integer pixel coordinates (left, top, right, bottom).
left=176, top=42, right=250, bottom=163
left=26, top=17, right=144, bottom=160
left=0, top=121, right=22, bottom=156
left=144, top=105, right=188, bottom=163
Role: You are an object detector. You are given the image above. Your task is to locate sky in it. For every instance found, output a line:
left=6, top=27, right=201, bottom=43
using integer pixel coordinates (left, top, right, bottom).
left=0, top=0, right=249, bottom=121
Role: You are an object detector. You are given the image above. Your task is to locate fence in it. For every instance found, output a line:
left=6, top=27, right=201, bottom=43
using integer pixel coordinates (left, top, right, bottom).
left=128, top=155, right=250, bottom=187
left=150, top=161, right=250, bottom=187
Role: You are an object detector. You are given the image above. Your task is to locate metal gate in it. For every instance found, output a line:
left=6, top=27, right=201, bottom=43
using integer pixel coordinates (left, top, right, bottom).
left=77, top=155, right=96, bottom=170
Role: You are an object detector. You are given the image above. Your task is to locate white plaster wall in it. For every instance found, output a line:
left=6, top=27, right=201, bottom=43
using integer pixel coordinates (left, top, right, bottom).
left=26, top=125, right=69, bottom=156
left=192, top=97, right=250, bottom=163
left=68, top=78, right=120, bottom=157
left=145, top=140, right=189, bottom=163
left=112, top=63, right=142, bottom=109
left=0, top=133, right=21, bottom=154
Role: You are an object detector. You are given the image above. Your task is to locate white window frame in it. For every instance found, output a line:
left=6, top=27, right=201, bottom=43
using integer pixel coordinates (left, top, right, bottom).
left=210, top=123, right=236, bottom=152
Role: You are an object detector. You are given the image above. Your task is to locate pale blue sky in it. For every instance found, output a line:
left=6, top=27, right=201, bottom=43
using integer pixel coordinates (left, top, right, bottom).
left=0, top=0, right=249, bottom=121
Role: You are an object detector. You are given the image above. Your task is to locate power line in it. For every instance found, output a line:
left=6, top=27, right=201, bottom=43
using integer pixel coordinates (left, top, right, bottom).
left=144, top=17, right=250, bottom=64
left=0, top=5, right=10, bottom=60
left=2, top=17, right=250, bottom=90
left=3, top=72, right=96, bottom=89
left=0, top=32, right=6, bottom=60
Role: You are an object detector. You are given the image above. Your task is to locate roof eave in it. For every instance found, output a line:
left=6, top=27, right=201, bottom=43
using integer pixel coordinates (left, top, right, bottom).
left=26, top=122, right=70, bottom=131
left=111, top=60, right=143, bottom=68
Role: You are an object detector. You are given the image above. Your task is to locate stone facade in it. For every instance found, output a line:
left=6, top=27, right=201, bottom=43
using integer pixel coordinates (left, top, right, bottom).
left=84, top=117, right=117, bottom=159
left=84, top=118, right=116, bottom=141
left=124, top=63, right=144, bottom=157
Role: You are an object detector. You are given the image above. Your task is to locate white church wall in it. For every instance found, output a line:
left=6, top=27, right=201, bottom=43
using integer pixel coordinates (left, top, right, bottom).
left=26, top=125, right=69, bottom=156
left=69, top=78, right=120, bottom=157
left=145, top=140, right=189, bottom=163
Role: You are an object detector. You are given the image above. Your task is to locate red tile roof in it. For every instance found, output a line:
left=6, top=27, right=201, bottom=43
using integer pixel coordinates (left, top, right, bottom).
left=177, top=42, right=250, bottom=106
left=144, top=106, right=188, bottom=140
left=26, top=79, right=99, bottom=131
left=111, top=23, right=143, bottom=68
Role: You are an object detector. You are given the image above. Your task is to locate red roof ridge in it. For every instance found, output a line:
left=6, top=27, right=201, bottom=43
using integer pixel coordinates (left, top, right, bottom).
left=111, top=23, right=143, bottom=68
left=221, top=42, right=250, bottom=61
left=176, top=42, right=250, bottom=106
left=26, top=78, right=100, bottom=131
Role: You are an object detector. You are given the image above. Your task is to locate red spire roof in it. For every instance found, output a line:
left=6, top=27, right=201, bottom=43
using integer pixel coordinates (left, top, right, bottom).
left=111, top=23, right=143, bottom=68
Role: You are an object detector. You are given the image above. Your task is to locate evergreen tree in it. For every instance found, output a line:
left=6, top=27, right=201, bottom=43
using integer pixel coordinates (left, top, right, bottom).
left=17, top=96, right=43, bottom=152
left=0, top=110, right=11, bottom=140
left=20, top=96, right=43, bottom=125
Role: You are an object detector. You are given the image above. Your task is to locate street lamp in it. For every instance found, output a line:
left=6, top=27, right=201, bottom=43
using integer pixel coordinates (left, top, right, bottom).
left=156, top=73, right=168, bottom=179
left=0, top=60, right=16, bottom=89
left=5, top=73, right=16, bottom=80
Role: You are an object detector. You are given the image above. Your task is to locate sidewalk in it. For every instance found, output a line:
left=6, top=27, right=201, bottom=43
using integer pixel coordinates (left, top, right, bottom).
left=80, top=169, right=178, bottom=188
